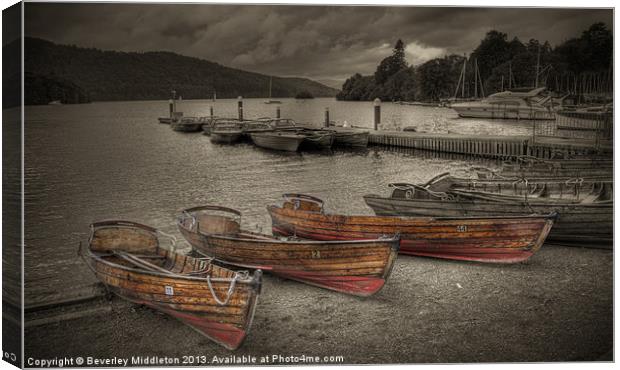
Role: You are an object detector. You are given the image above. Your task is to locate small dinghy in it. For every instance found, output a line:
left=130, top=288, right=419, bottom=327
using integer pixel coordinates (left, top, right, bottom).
left=178, top=206, right=399, bottom=296
left=80, top=220, right=262, bottom=350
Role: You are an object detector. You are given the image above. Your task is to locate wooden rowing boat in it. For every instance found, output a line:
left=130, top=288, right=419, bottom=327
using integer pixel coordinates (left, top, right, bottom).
left=475, top=165, right=612, bottom=180
left=80, top=220, right=262, bottom=350
left=267, top=194, right=557, bottom=264
left=476, top=156, right=613, bottom=179
left=363, top=184, right=612, bottom=248
left=418, top=172, right=613, bottom=201
left=178, top=206, right=400, bottom=296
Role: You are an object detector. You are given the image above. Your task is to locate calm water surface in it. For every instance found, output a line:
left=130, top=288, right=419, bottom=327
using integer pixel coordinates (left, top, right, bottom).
left=23, top=98, right=534, bottom=304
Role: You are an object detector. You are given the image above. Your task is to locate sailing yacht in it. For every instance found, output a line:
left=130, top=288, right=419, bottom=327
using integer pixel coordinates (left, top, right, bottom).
left=264, top=76, right=282, bottom=104
left=451, top=87, right=556, bottom=120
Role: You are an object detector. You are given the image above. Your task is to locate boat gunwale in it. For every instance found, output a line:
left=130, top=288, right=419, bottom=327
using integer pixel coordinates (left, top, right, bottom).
left=86, top=220, right=258, bottom=285
left=179, top=206, right=401, bottom=246
left=277, top=194, right=559, bottom=222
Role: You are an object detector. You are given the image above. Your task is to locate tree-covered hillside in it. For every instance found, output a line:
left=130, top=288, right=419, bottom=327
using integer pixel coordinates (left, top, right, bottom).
left=5, top=37, right=339, bottom=107
left=337, top=23, right=613, bottom=102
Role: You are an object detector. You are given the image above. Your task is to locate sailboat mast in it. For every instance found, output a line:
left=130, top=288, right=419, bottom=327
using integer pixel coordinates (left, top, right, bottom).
left=462, top=55, right=466, bottom=98
left=269, top=76, right=272, bottom=99
left=535, top=44, right=541, bottom=88
left=474, top=58, right=479, bottom=99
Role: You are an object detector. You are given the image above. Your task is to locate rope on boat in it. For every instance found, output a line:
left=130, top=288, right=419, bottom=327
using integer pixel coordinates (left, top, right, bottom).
left=157, top=230, right=178, bottom=251
left=206, top=271, right=249, bottom=306
left=390, top=183, right=456, bottom=201
left=181, top=211, right=197, bottom=231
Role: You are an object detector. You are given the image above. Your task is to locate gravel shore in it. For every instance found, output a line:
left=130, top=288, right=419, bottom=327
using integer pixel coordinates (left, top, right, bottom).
left=25, top=244, right=613, bottom=364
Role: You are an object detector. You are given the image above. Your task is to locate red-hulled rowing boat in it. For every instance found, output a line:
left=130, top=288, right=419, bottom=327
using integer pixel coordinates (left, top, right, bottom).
left=267, top=194, right=557, bottom=264
left=177, top=205, right=400, bottom=297
left=80, top=220, right=262, bottom=350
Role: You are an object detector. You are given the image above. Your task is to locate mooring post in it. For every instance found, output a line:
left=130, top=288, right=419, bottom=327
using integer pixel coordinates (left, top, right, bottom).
left=324, top=107, right=330, bottom=127
left=237, top=96, right=243, bottom=121
left=168, top=99, right=174, bottom=119
left=276, top=106, right=281, bottom=119
left=210, top=106, right=214, bottom=118
left=374, top=98, right=381, bottom=130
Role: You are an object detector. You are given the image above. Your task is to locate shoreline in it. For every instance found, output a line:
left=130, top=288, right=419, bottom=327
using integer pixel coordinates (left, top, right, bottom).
left=25, top=244, right=612, bottom=364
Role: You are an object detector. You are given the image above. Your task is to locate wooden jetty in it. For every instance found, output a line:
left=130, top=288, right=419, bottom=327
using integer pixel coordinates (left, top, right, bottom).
left=368, top=131, right=612, bottom=159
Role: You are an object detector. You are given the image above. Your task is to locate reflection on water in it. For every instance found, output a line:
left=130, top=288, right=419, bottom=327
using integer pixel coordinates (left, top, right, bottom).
left=24, top=98, right=521, bottom=304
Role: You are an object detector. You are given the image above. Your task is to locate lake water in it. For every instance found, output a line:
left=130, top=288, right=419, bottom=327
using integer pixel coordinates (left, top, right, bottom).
left=22, top=97, right=536, bottom=305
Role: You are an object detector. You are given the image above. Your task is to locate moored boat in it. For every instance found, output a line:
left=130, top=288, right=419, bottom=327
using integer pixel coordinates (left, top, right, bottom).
left=326, top=127, right=370, bottom=147
left=171, top=117, right=204, bottom=132
left=451, top=87, right=555, bottom=120
left=211, top=121, right=243, bottom=144
left=418, top=172, right=613, bottom=201
left=268, top=194, right=557, bottom=264
left=297, top=129, right=335, bottom=149
left=178, top=206, right=400, bottom=296
left=158, top=117, right=172, bottom=124
left=250, top=131, right=306, bottom=151
left=79, top=220, right=262, bottom=350
left=475, top=164, right=612, bottom=180
left=363, top=184, right=612, bottom=248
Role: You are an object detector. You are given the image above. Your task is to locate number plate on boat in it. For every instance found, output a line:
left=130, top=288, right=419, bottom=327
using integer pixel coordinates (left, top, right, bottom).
left=456, top=225, right=468, bottom=232
left=311, top=250, right=321, bottom=258
left=165, top=286, right=174, bottom=296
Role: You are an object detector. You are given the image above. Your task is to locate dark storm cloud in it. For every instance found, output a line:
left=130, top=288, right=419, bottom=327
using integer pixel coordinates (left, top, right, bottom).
left=24, top=4, right=612, bottom=85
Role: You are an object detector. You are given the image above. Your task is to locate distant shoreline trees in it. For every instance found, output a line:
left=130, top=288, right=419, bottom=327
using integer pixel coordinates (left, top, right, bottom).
left=337, top=23, right=613, bottom=102
left=9, top=37, right=339, bottom=107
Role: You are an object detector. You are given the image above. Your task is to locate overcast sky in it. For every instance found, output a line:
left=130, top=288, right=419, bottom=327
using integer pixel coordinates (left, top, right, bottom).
left=24, top=4, right=612, bottom=87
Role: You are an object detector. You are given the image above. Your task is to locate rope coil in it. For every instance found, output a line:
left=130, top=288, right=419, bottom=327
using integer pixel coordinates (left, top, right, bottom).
left=206, top=271, right=249, bottom=306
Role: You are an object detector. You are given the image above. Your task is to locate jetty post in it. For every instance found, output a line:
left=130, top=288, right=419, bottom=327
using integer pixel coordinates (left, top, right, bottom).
left=276, top=106, right=281, bottom=119
left=168, top=99, right=174, bottom=119
left=210, top=106, right=214, bottom=118
left=237, top=96, right=243, bottom=121
left=324, top=107, right=330, bottom=127
left=374, top=98, right=381, bottom=130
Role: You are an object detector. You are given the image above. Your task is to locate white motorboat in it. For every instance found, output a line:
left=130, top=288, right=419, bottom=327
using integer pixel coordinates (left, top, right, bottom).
left=451, top=87, right=555, bottom=120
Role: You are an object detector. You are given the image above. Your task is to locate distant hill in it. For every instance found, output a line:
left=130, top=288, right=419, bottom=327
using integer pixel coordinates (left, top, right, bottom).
left=5, top=37, right=339, bottom=106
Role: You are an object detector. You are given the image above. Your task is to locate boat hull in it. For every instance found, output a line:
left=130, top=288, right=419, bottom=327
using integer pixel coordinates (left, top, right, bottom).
left=301, top=133, right=335, bottom=149
left=250, top=132, right=304, bottom=151
left=211, top=131, right=242, bottom=144
left=334, top=132, right=369, bottom=147
left=452, top=106, right=555, bottom=120
left=158, top=117, right=172, bottom=124
left=171, top=123, right=203, bottom=132
left=178, top=207, right=399, bottom=296
left=421, top=174, right=613, bottom=201
left=82, top=220, right=261, bottom=350
left=267, top=195, right=556, bottom=264
left=363, top=194, right=612, bottom=248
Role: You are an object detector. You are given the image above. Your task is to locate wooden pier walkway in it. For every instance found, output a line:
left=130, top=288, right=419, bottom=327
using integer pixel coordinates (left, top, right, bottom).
left=368, top=130, right=612, bottom=159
